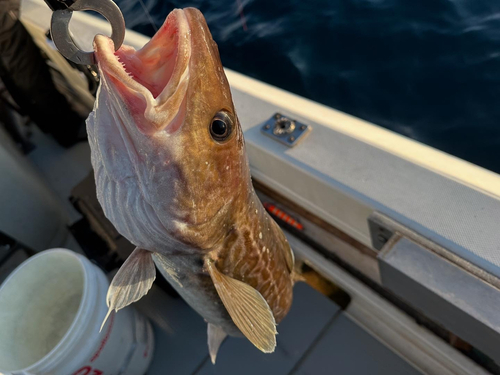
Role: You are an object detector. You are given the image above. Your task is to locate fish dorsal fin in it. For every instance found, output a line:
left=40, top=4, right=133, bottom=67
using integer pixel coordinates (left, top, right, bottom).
left=101, top=247, right=156, bottom=331
left=207, top=323, right=227, bottom=364
left=205, top=259, right=277, bottom=353
left=277, top=225, right=295, bottom=272
left=270, top=219, right=294, bottom=273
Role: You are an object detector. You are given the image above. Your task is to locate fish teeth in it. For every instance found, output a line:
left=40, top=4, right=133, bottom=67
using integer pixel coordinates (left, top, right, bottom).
left=115, top=55, right=131, bottom=75
left=115, top=56, right=136, bottom=78
left=119, top=61, right=131, bottom=76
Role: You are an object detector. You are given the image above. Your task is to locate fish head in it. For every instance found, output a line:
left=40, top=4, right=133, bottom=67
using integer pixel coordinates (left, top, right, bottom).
left=89, top=8, right=250, bottom=251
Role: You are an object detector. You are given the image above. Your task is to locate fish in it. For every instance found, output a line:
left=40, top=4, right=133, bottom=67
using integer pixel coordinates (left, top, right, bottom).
left=87, top=7, right=295, bottom=363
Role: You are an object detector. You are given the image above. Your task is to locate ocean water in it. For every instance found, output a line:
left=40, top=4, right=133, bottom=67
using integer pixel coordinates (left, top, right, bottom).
left=115, top=0, right=500, bottom=174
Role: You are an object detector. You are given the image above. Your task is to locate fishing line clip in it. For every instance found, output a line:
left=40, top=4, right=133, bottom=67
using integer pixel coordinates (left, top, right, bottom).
left=43, top=0, right=125, bottom=65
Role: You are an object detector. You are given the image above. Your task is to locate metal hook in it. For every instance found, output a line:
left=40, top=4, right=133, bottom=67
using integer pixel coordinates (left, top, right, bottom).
left=49, top=0, right=125, bottom=65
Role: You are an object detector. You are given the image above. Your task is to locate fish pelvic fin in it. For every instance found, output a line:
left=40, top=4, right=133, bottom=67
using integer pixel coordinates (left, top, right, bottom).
left=205, top=258, right=277, bottom=353
left=100, top=247, right=156, bottom=332
left=207, top=323, right=227, bottom=364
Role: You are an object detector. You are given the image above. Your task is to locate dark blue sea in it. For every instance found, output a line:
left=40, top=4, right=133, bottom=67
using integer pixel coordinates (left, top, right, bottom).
left=115, top=0, right=500, bottom=174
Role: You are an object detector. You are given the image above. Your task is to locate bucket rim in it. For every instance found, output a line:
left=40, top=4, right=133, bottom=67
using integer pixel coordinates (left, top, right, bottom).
left=0, top=248, right=96, bottom=372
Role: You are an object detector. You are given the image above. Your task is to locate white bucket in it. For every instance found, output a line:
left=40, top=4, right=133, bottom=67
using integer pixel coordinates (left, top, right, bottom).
left=0, top=249, right=154, bottom=375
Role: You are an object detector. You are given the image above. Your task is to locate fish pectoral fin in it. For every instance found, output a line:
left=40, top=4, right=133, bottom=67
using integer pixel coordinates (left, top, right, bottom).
left=206, top=259, right=277, bottom=353
left=207, top=323, right=227, bottom=364
left=101, top=247, right=156, bottom=331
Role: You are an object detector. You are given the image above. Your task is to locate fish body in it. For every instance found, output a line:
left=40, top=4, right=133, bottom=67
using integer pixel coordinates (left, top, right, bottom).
left=88, top=7, right=294, bottom=360
left=152, top=189, right=294, bottom=338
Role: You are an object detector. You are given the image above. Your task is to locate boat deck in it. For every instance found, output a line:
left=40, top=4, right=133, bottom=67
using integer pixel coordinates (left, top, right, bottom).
left=8, top=1, right=487, bottom=372
left=137, top=282, right=419, bottom=375
left=20, top=126, right=421, bottom=374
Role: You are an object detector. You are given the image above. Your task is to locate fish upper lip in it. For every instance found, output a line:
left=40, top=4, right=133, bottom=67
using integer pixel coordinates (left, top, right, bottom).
left=93, top=9, right=192, bottom=134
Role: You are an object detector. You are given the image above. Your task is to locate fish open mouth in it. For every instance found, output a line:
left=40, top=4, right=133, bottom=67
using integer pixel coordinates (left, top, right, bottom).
left=93, top=9, right=191, bottom=134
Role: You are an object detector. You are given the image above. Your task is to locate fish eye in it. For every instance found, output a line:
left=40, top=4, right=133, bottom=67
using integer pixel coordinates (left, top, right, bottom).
left=210, top=111, right=233, bottom=142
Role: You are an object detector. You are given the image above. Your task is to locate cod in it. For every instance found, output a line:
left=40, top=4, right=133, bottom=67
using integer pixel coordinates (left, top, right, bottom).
left=88, top=7, right=295, bottom=363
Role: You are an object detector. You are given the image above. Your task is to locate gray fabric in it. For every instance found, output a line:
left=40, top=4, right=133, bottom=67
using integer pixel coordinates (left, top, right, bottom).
left=0, top=0, right=84, bottom=146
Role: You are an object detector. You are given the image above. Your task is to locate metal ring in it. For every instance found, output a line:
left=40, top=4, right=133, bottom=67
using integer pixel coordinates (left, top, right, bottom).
left=50, top=0, right=125, bottom=65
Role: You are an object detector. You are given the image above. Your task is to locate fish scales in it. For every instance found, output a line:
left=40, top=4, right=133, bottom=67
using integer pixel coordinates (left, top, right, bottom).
left=217, top=197, right=293, bottom=323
